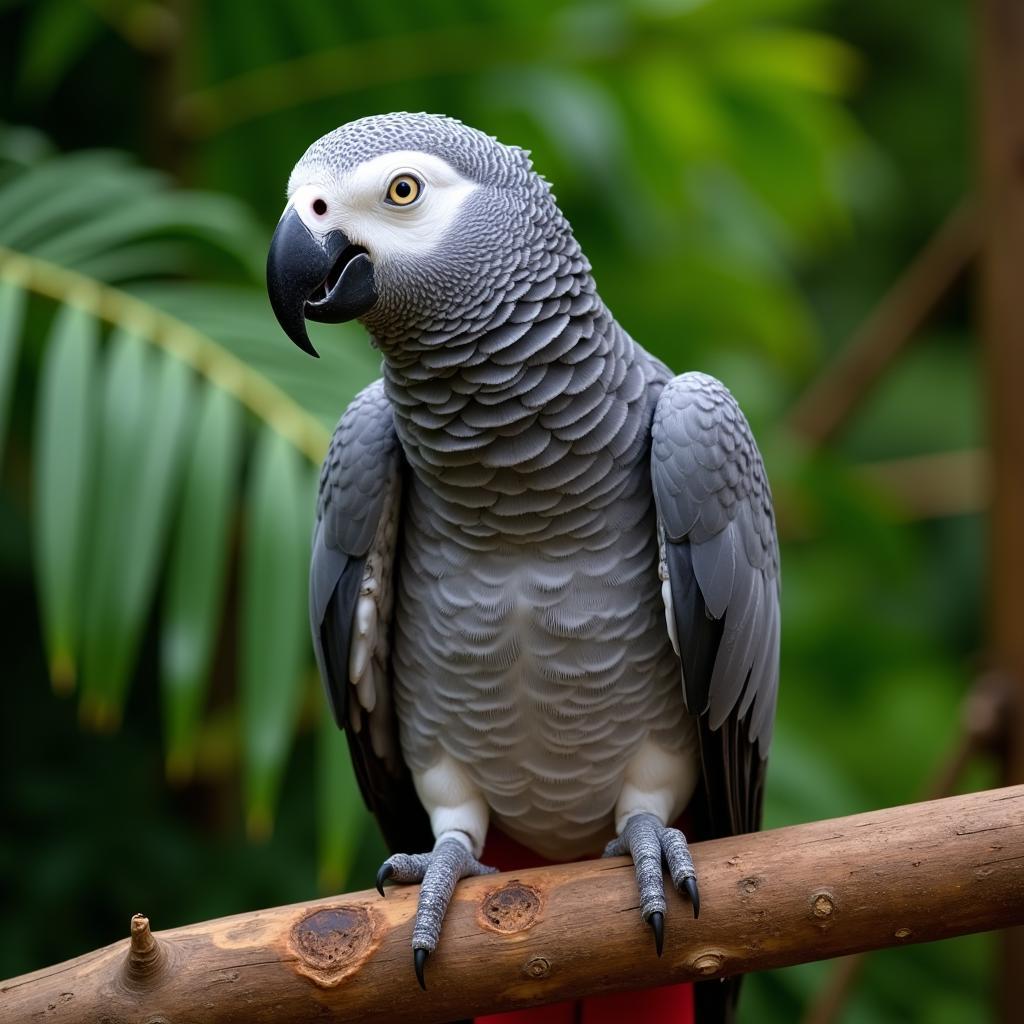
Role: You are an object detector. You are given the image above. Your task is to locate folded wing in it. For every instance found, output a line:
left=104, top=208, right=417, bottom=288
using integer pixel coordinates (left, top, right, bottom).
left=651, top=371, right=781, bottom=840
left=310, top=378, right=432, bottom=853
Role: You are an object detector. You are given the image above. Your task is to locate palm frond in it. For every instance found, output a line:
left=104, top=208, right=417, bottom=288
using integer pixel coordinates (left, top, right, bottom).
left=0, top=145, right=376, bottom=880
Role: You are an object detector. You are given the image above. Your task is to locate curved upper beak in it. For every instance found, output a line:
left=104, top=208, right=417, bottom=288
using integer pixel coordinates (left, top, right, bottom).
left=266, top=206, right=378, bottom=357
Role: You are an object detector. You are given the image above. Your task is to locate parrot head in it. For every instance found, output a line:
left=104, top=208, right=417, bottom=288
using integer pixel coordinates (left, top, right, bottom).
left=267, top=112, right=561, bottom=356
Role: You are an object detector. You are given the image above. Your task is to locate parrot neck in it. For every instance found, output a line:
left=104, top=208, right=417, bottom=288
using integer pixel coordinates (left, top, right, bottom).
left=376, top=281, right=660, bottom=539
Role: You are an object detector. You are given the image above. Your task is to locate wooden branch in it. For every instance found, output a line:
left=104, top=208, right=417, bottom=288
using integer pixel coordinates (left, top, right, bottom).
left=801, top=676, right=1011, bottom=1024
left=786, top=198, right=979, bottom=446
left=4, top=787, right=1023, bottom=1024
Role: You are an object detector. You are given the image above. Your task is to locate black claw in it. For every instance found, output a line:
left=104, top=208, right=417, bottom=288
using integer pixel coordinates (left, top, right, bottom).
left=648, top=911, right=664, bottom=957
left=684, top=877, right=700, bottom=919
left=376, top=862, right=393, bottom=898
left=414, top=947, right=429, bottom=990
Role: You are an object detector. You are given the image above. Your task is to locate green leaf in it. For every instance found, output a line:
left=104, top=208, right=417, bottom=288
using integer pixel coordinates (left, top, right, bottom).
left=31, top=302, right=98, bottom=692
left=0, top=276, right=26, bottom=463
left=29, top=192, right=266, bottom=282
left=316, top=698, right=368, bottom=892
left=130, top=282, right=381, bottom=434
left=0, top=153, right=160, bottom=250
left=2, top=251, right=335, bottom=465
left=161, top=385, right=243, bottom=780
left=0, top=121, right=55, bottom=167
left=70, top=241, right=195, bottom=285
left=241, top=427, right=311, bottom=837
left=0, top=152, right=265, bottom=283
left=79, top=337, right=195, bottom=728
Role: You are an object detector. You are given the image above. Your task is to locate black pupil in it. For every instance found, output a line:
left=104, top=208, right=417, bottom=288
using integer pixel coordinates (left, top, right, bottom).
left=312, top=198, right=327, bottom=215
left=395, top=180, right=412, bottom=198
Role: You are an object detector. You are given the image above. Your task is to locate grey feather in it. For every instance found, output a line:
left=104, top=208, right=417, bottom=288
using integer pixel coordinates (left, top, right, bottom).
left=652, top=372, right=780, bottom=841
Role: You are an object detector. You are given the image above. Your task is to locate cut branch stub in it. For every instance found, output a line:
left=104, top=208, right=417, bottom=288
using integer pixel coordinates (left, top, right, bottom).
left=123, top=914, right=167, bottom=987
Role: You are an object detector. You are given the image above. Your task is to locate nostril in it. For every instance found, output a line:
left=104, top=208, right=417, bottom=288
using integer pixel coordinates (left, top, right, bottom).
left=312, top=198, right=327, bottom=216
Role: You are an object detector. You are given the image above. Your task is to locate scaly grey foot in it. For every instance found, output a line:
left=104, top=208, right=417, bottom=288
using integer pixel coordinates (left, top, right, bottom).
left=603, top=812, right=700, bottom=956
left=376, top=834, right=497, bottom=989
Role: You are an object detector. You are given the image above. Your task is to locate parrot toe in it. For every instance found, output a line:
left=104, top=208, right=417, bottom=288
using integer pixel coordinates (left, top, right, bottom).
left=375, top=862, right=394, bottom=897
left=648, top=910, right=665, bottom=957
left=683, top=875, right=700, bottom=919
left=606, top=812, right=700, bottom=955
left=413, top=947, right=429, bottom=991
left=660, top=821, right=699, bottom=918
left=376, top=836, right=497, bottom=990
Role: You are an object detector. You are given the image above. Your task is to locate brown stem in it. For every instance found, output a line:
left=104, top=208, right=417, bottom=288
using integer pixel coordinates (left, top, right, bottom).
left=787, top=199, right=979, bottom=447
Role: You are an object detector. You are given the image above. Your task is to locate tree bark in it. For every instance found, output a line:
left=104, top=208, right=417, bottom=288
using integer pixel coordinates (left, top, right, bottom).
left=978, top=2, right=1024, bottom=1019
left=3, top=786, right=1023, bottom=1024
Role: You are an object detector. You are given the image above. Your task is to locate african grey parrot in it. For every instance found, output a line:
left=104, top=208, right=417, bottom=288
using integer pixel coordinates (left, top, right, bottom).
left=266, top=113, right=780, bottom=1021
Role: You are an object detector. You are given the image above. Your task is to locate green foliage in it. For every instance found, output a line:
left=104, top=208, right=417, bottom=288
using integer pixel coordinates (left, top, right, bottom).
left=0, top=276, right=25, bottom=459
left=161, top=385, right=243, bottom=778
left=0, top=142, right=377, bottom=879
left=0, top=147, right=263, bottom=281
left=79, top=331, right=194, bottom=726
left=0, top=1, right=990, bottom=1020
left=32, top=303, right=98, bottom=690
left=240, top=428, right=312, bottom=837
left=317, top=695, right=372, bottom=893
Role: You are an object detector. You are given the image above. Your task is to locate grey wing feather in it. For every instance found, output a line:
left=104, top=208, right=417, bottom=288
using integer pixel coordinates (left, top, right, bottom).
left=311, top=378, right=432, bottom=853
left=651, top=371, right=780, bottom=840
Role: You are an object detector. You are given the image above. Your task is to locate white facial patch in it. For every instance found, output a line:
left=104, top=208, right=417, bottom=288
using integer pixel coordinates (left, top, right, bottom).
left=287, top=150, right=479, bottom=266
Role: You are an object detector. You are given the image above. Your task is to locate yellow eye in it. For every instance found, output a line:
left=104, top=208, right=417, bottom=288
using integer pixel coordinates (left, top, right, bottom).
left=386, top=174, right=421, bottom=206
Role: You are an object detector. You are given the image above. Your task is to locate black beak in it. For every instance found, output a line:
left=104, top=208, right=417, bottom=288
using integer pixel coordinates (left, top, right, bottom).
left=266, top=206, right=378, bottom=357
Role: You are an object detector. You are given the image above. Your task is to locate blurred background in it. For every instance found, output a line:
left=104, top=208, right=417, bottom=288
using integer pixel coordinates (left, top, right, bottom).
left=0, top=1, right=1009, bottom=1021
